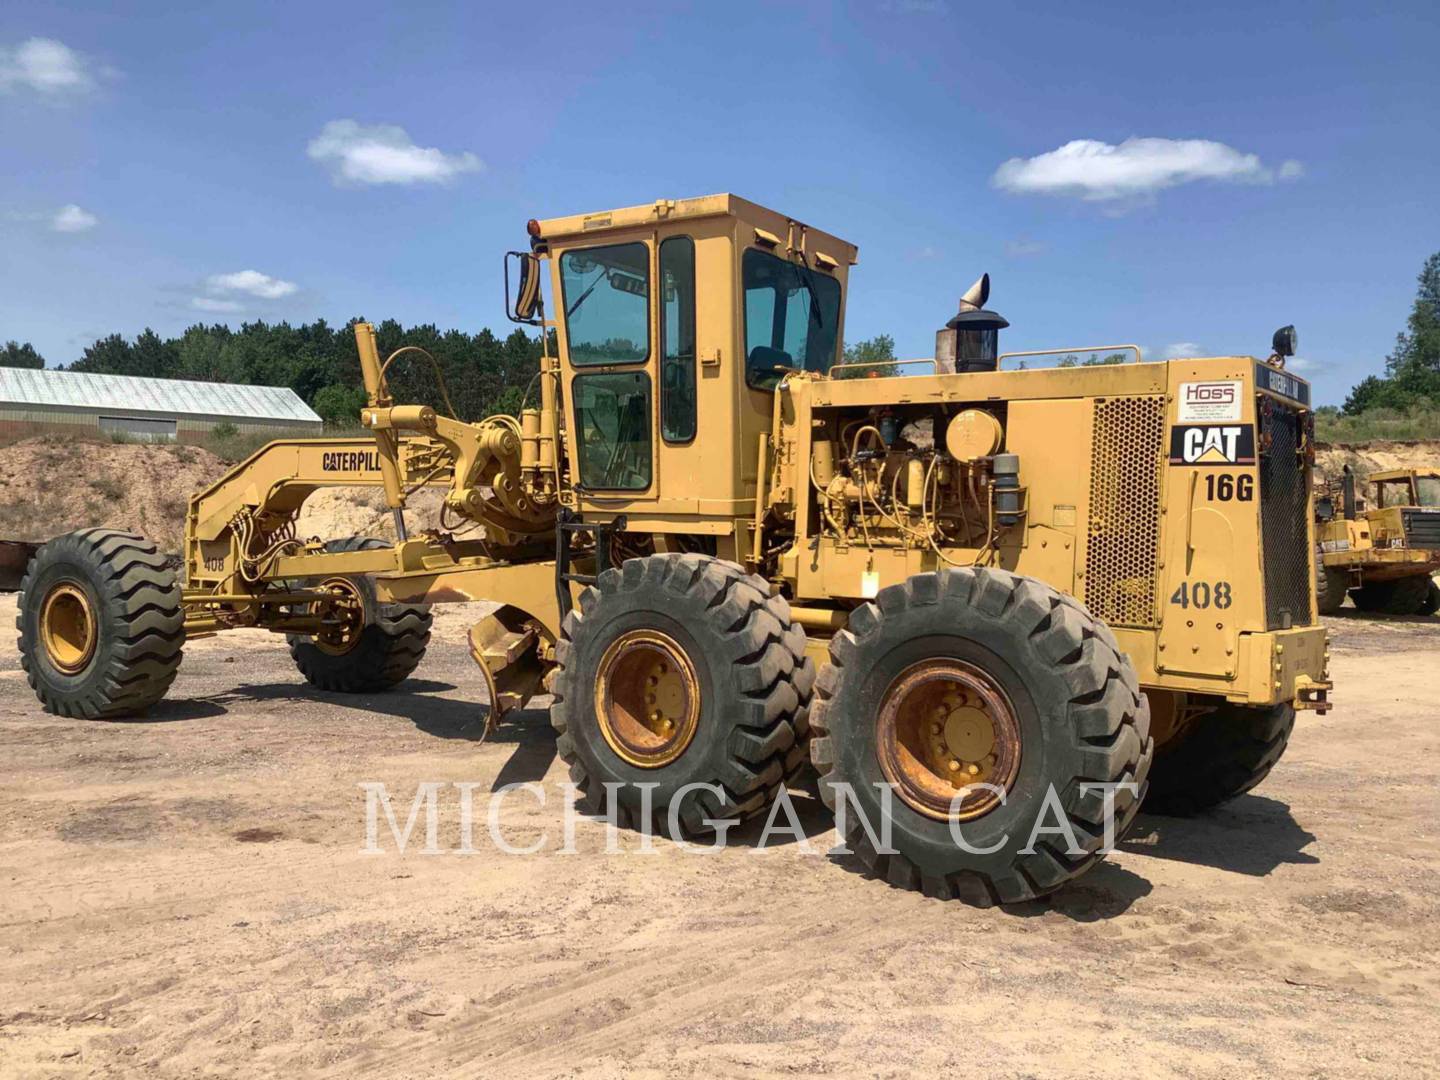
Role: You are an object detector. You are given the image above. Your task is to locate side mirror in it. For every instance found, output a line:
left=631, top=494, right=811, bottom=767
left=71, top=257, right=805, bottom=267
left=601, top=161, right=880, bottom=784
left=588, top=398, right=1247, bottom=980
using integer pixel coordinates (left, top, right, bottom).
left=1272, top=324, right=1298, bottom=358
left=505, top=251, right=544, bottom=325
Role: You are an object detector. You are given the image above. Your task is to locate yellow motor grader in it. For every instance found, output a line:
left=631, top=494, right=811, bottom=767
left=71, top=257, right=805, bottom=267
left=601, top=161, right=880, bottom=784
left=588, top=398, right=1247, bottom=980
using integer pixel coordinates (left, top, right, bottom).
left=17, top=195, right=1330, bottom=904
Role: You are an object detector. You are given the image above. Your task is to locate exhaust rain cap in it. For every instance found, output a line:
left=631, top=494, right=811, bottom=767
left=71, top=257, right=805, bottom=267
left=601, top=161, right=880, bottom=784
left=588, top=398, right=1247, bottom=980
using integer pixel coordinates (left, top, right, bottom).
left=943, top=273, right=1009, bottom=372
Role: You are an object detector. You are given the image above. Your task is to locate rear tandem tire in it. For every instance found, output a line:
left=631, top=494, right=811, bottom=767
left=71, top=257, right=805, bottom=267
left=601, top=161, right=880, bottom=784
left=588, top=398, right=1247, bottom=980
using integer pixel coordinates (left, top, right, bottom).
left=17, top=528, right=184, bottom=719
left=1420, top=578, right=1440, bottom=617
left=550, top=554, right=814, bottom=837
left=1350, top=576, right=1433, bottom=615
left=1144, top=702, right=1295, bottom=816
left=809, top=568, right=1152, bottom=906
left=1315, top=563, right=1349, bottom=615
left=287, top=537, right=432, bottom=692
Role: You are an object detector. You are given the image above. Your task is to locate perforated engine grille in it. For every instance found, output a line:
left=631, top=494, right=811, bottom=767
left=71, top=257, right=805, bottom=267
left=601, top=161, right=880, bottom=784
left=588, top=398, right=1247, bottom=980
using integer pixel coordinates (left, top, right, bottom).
left=1084, top=396, right=1166, bottom=628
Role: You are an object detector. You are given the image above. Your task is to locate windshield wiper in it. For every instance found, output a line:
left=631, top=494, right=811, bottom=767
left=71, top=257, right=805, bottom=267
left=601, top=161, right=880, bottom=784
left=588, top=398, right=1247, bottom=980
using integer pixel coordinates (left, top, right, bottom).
left=566, top=270, right=607, bottom=319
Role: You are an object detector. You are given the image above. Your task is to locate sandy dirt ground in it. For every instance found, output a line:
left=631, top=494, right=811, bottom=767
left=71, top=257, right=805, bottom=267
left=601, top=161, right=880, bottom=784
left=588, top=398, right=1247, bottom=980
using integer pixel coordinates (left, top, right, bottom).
left=2, top=595, right=1438, bottom=1079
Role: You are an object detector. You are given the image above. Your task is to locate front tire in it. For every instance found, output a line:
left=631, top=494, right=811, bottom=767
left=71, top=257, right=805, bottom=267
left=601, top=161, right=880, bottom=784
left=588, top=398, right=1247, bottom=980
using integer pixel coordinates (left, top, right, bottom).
left=288, top=537, right=432, bottom=692
left=1144, top=701, right=1295, bottom=816
left=551, top=554, right=813, bottom=836
left=809, top=569, right=1152, bottom=906
left=17, top=529, right=184, bottom=718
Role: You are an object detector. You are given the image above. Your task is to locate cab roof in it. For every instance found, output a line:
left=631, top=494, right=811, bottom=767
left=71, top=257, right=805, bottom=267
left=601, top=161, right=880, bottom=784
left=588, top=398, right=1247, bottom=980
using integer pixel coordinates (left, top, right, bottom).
left=532, top=194, right=859, bottom=267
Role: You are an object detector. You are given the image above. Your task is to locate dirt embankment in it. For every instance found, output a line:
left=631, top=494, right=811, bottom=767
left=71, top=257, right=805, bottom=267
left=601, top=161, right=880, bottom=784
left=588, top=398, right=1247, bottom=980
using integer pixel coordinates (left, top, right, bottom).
left=0, top=438, right=226, bottom=553
left=1316, top=440, right=1440, bottom=488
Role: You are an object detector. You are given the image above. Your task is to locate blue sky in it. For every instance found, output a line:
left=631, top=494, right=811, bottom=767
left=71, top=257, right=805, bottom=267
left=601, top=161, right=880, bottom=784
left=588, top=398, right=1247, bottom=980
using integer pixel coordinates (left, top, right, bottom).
left=2, top=1, right=1437, bottom=406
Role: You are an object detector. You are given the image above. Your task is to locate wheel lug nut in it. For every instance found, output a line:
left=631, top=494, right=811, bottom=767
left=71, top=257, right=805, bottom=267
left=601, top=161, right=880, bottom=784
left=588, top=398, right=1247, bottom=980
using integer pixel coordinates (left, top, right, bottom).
left=967, top=763, right=980, bottom=776
left=947, top=759, right=961, bottom=772
left=931, top=723, right=942, bottom=735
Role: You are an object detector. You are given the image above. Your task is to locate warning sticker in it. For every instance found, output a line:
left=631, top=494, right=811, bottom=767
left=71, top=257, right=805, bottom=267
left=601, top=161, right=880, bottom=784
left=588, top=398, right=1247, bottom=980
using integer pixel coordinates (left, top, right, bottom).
left=1177, top=380, right=1243, bottom=422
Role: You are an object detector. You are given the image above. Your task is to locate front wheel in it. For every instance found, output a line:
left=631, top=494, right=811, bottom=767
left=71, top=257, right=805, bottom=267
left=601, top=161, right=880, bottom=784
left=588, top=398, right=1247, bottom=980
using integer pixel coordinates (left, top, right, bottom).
left=17, top=529, right=184, bottom=718
left=809, top=569, right=1152, bottom=906
left=287, top=537, right=432, bottom=692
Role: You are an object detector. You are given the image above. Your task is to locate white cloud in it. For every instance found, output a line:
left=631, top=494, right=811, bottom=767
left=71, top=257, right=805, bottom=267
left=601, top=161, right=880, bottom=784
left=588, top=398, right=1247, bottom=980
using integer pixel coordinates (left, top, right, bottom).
left=51, top=204, right=97, bottom=232
left=0, top=37, right=95, bottom=96
left=1161, top=342, right=1203, bottom=359
left=907, top=245, right=942, bottom=261
left=206, top=269, right=297, bottom=300
left=191, top=297, right=245, bottom=313
left=992, top=137, right=1304, bottom=204
left=1285, top=355, right=1331, bottom=376
left=1005, top=239, right=1045, bottom=257
left=307, top=119, right=483, bottom=186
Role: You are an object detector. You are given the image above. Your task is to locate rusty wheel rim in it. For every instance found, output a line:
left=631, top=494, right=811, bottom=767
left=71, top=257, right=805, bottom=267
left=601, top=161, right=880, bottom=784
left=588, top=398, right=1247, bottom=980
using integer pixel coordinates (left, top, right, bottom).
left=876, top=658, right=1022, bottom=822
left=313, top=577, right=365, bottom=656
left=594, top=629, right=700, bottom=768
left=40, top=581, right=98, bottom=675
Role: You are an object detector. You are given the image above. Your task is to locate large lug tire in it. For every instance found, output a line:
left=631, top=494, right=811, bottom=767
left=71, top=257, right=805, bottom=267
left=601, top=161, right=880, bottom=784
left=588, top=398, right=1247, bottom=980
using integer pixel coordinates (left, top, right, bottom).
left=1144, top=701, right=1295, bottom=816
left=809, top=568, right=1153, bottom=906
left=17, top=528, right=184, bottom=718
left=1315, top=563, right=1348, bottom=615
left=1421, top=578, right=1440, bottom=617
left=551, top=554, right=814, bottom=836
left=1350, top=576, right=1432, bottom=615
left=287, top=537, right=432, bottom=692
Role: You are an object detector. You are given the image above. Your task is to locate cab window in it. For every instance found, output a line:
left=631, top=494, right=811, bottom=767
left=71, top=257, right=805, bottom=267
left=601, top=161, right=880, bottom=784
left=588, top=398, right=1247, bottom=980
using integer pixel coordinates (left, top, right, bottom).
left=742, top=247, right=841, bottom=390
left=560, top=242, right=649, bottom=366
left=572, top=371, right=652, bottom=490
left=659, top=236, right=697, bottom=443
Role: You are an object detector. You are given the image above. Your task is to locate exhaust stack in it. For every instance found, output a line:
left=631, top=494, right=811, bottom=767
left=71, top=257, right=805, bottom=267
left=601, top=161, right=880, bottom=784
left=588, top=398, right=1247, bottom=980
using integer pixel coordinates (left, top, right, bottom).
left=936, top=273, right=1010, bottom=374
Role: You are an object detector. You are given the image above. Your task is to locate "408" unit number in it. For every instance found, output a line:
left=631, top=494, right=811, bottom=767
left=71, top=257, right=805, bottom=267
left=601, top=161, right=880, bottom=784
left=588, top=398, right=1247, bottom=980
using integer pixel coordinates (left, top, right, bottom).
left=1169, top=580, right=1233, bottom=609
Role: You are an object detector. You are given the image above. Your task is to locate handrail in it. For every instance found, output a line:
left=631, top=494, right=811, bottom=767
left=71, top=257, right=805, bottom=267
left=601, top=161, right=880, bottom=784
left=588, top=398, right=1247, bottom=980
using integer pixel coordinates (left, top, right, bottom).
left=828, top=358, right=940, bottom=375
left=997, top=344, right=1144, bottom=365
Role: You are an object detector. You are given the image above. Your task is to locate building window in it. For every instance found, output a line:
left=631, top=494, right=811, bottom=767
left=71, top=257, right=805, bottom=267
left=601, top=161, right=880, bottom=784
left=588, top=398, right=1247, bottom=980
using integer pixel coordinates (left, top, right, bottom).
left=98, top=415, right=178, bottom=442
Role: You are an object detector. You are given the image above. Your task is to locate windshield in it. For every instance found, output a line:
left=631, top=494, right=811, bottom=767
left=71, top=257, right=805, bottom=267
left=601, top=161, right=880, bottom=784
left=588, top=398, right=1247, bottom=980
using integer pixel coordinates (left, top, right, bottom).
left=742, top=248, right=841, bottom=390
left=560, top=242, right=649, bottom=366
left=1378, top=480, right=1418, bottom=507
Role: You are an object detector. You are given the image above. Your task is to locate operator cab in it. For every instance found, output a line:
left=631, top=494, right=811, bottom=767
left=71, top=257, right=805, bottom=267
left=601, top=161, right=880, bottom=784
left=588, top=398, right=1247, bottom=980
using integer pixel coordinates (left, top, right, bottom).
left=513, top=195, right=857, bottom=528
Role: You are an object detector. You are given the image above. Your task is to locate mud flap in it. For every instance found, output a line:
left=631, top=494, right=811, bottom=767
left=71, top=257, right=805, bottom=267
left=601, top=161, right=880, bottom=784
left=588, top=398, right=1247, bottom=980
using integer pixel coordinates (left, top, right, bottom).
left=468, top=604, right=553, bottom=740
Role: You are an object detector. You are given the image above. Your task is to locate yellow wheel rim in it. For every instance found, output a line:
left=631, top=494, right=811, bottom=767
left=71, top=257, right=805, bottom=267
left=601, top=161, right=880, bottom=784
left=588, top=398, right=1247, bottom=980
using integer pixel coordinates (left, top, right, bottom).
left=594, top=629, right=700, bottom=768
left=40, top=582, right=98, bottom=675
left=876, top=658, right=1022, bottom=822
left=313, top=577, right=366, bottom=656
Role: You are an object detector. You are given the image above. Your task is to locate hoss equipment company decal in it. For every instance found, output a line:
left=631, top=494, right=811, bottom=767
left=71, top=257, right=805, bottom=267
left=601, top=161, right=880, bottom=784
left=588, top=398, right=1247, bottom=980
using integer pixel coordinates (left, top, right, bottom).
left=1177, top=380, right=1243, bottom=422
